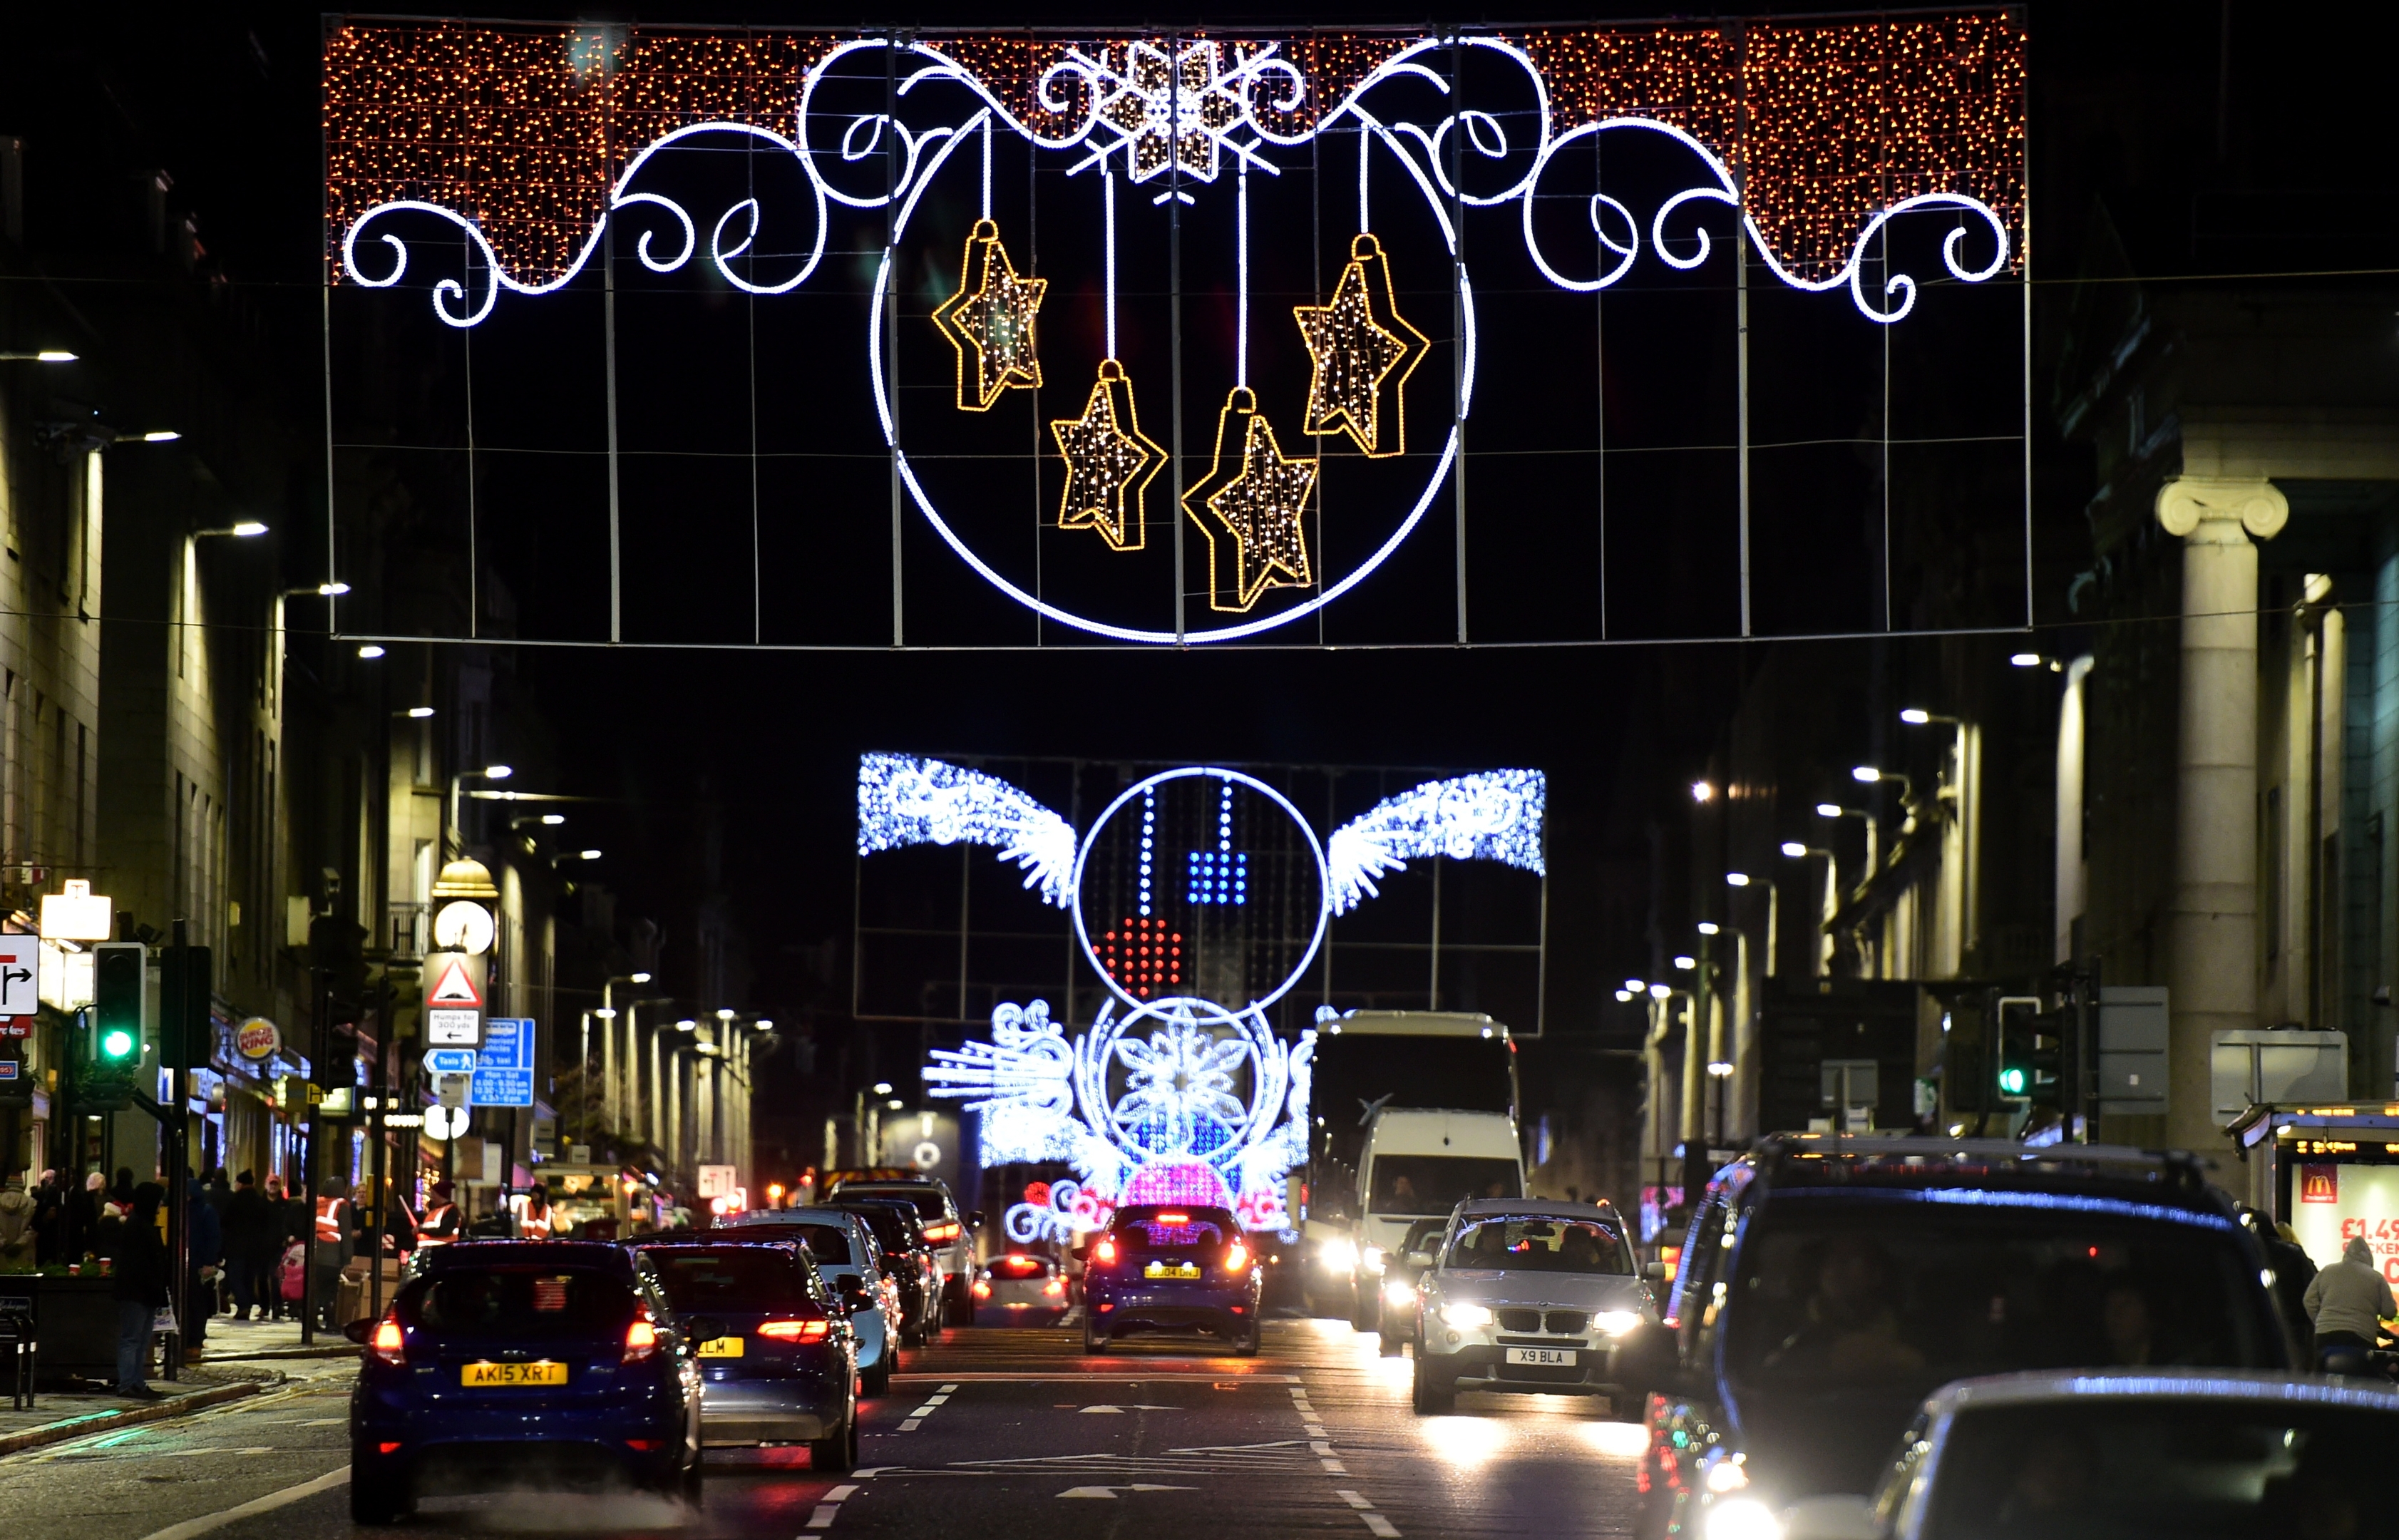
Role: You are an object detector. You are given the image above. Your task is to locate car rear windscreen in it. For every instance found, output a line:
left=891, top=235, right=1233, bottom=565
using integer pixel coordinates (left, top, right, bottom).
left=990, top=1254, right=1051, bottom=1278
left=1114, top=1216, right=1233, bottom=1253
left=406, top=1267, right=633, bottom=1336
left=838, top=1186, right=947, bottom=1219
left=1916, top=1399, right=2399, bottom=1539
left=650, top=1249, right=807, bottom=1309
left=841, top=1206, right=918, bottom=1253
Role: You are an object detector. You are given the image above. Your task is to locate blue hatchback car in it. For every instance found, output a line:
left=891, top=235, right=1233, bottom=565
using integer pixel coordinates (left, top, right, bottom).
left=1080, top=1204, right=1261, bottom=1355
left=346, top=1241, right=702, bottom=1524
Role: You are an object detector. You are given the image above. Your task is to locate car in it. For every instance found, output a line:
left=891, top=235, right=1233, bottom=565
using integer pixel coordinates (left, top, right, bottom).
left=715, top=1211, right=901, bottom=1394
left=1079, top=1204, right=1262, bottom=1355
left=972, top=1253, right=1072, bottom=1324
left=1409, top=1199, right=1652, bottom=1412
left=1774, top=1369, right=2399, bottom=1540
left=1611, top=1136, right=2296, bottom=1540
left=626, top=1238, right=859, bottom=1472
left=829, top=1198, right=941, bottom=1345
left=823, top=1175, right=982, bottom=1326
left=1374, top=1217, right=1451, bottom=1357
left=345, top=1240, right=702, bottom=1524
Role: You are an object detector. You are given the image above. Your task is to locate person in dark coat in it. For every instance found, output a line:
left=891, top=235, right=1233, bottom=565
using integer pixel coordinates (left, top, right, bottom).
left=222, top=1170, right=272, bottom=1320
left=185, top=1176, right=221, bottom=1362
left=113, top=1182, right=168, bottom=1397
left=29, top=1169, right=63, bottom=1266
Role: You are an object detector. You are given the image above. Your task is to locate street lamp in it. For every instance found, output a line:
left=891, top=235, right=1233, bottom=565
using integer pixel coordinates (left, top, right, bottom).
left=1851, top=766, right=1915, bottom=803
left=2009, top=652, right=2042, bottom=667
left=1673, top=955, right=1695, bottom=971
left=1707, top=1059, right=1736, bottom=1146
left=872, top=1082, right=893, bottom=1096
left=0, top=349, right=76, bottom=362
left=1725, top=871, right=1751, bottom=888
left=195, top=520, right=267, bottom=538
left=446, top=764, right=515, bottom=857
left=1690, top=780, right=1715, bottom=803
left=1696, top=922, right=1720, bottom=936
left=1899, top=708, right=1960, bottom=726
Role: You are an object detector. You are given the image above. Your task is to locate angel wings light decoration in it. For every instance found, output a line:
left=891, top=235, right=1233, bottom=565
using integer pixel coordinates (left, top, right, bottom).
left=858, top=754, right=1543, bottom=1236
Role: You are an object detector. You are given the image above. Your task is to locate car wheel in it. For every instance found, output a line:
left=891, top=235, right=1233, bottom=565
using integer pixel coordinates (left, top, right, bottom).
left=1349, top=1282, right=1375, bottom=1333
left=1232, top=1323, right=1260, bottom=1357
left=945, top=1278, right=974, bottom=1328
left=861, top=1352, right=891, bottom=1396
left=1083, top=1315, right=1109, bottom=1355
left=811, top=1402, right=857, bottom=1474
left=1377, top=1328, right=1404, bottom=1357
left=1410, top=1353, right=1453, bottom=1415
left=349, top=1467, right=411, bottom=1526
left=681, top=1451, right=705, bottom=1504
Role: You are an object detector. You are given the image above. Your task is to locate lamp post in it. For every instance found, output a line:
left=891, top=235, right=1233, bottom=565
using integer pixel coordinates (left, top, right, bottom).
left=1816, top=803, right=1880, bottom=885
left=1706, top=1060, right=1736, bottom=1148
left=445, top=764, right=515, bottom=860
left=596, top=972, right=652, bottom=1151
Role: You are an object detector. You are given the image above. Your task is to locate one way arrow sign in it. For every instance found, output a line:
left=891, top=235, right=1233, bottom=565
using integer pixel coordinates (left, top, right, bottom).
left=0, top=935, right=36, bottom=1017
left=1056, top=1485, right=1195, bottom=1499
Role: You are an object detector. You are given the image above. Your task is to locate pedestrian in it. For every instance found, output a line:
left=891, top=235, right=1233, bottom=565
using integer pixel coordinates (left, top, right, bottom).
left=263, top=1175, right=294, bottom=1319
left=185, top=1175, right=220, bottom=1363
left=2303, top=1235, right=2395, bottom=1375
left=0, top=1172, right=34, bottom=1272
left=223, top=1170, right=271, bottom=1319
left=418, top=1179, right=461, bottom=1248
left=112, top=1181, right=169, bottom=1398
left=91, top=1171, right=126, bottom=1261
left=30, top=1169, right=63, bottom=1265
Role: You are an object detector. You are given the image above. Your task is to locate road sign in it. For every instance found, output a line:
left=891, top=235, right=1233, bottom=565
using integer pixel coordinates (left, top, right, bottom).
left=428, top=957, right=483, bottom=1007
left=0, top=935, right=36, bottom=1017
left=425, top=1048, right=477, bottom=1074
left=697, top=1164, right=738, bottom=1198
left=471, top=1017, right=535, bottom=1107
left=423, top=950, right=486, bottom=1049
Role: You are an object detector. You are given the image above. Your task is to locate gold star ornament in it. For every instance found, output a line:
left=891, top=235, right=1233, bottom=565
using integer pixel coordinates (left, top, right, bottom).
left=1293, top=232, right=1428, bottom=458
left=1183, top=387, right=1319, bottom=612
left=1050, top=358, right=1165, bottom=550
left=932, top=217, right=1046, bottom=411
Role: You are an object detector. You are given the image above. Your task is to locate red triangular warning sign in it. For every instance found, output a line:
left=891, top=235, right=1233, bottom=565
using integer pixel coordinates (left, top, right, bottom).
left=428, top=958, right=483, bottom=1009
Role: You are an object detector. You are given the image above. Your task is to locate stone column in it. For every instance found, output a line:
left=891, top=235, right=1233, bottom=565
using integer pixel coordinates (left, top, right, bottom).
left=2155, top=476, right=2287, bottom=1151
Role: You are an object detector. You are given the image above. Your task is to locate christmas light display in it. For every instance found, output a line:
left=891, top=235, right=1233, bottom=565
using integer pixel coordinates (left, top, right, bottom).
left=932, top=217, right=1047, bottom=411
left=1295, top=233, right=1427, bottom=458
left=1184, top=388, right=1320, bottom=612
left=873, top=757, right=1543, bottom=1234
left=1051, top=358, right=1164, bottom=549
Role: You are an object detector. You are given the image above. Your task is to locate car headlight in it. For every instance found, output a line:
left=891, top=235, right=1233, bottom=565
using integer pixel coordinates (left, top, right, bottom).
left=1362, top=1246, right=1387, bottom=1274
left=1439, top=1302, right=1494, bottom=1330
left=1382, top=1278, right=1418, bottom=1309
left=1320, top=1238, right=1359, bottom=1273
left=1704, top=1497, right=1781, bottom=1540
left=1591, top=1310, right=1643, bottom=1337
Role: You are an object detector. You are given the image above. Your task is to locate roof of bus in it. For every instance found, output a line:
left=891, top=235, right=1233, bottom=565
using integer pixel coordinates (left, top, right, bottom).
left=1318, top=1011, right=1509, bottom=1039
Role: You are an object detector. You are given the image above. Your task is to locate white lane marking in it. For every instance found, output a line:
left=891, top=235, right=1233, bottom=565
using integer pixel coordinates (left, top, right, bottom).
left=803, top=1503, right=841, bottom=1529
left=899, top=1418, right=924, bottom=1432
left=1305, top=1424, right=1328, bottom=1437
left=923, top=1394, right=950, bottom=1405
left=1322, top=1459, right=1348, bottom=1474
left=826, top=1484, right=860, bottom=1502
left=135, top=1466, right=349, bottom=1540
left=908, top=1405, right=940, bottom=1417
left=938, top=1382, right=959, bottom=1392
left=1362, top=1514, right=1402, bottom=1537
left=1336, top=1491, right=1373, bottom=1510
left=1310, top=1441, right=1336, bottom=1456
left=1057, top=1484, right=1196, bottom=1498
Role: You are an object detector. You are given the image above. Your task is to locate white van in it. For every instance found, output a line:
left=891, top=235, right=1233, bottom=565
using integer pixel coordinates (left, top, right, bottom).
left=1350, top=1107, right=1524, bottom=1329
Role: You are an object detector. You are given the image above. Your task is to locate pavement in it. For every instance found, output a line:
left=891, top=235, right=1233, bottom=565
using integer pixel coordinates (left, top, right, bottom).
left=0, top=1309, right=346, bottom=1455
left=0, top=1318, right=1643, bottom=1540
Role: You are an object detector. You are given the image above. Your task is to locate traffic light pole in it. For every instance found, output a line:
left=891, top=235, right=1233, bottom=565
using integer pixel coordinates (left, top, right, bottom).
left=163, top=919, right=189, bottom=1382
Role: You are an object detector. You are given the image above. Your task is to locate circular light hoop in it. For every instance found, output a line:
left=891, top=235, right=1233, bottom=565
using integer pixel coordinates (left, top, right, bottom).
left=869, top=77, right=1476, bottom=644
left=1069, top=767, right=1329, bottom=1013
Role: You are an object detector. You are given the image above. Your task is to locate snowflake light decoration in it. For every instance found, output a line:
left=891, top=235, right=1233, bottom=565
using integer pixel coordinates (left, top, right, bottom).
left=1067, top=38, right=1306, bottom=185
left=857, top=752, right=1076, bottom=905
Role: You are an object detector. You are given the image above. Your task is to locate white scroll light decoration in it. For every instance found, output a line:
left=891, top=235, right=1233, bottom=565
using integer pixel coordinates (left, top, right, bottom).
left=863, top=754, right=1546, bottom=1236
left=338, top=35, right=2009, bottom=640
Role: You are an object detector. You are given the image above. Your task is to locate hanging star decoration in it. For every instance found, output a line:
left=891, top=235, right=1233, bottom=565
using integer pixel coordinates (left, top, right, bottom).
left=1293, top=233, right=1428, bottom=458
left=1183, top=387, right=1318, bottom=612
left=1050, top=358, right=1166, bottom=550
left=931, top=217, right=1046, bottom=411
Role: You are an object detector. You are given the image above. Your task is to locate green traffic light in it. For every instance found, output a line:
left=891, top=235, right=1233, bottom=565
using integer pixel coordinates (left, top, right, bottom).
left=1998, top=1066, right=2028, bottom=1096
left=101, top=1027, right=137, bottom=1061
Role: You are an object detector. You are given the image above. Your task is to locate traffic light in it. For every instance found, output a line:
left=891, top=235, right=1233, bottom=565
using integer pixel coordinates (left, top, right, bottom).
left=1993, top=995, right=2040, bottom=1106
left=159, top=943, right=211, bottom=1070
left=86, top=941, right=148, bottom=1108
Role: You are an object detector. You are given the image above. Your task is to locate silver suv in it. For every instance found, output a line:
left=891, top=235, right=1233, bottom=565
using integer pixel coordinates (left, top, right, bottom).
left=823, top=1177, right=982, bottom=1327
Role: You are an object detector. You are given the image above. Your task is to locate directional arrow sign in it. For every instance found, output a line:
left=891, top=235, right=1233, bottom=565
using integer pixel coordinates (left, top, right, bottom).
left=1056, top=1486, right=1196, bottom=1499
left=1077, top=1405, right=1183, bottom=1414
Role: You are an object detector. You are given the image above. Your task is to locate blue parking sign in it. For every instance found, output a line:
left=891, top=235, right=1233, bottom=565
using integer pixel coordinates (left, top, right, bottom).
left=471, top=1018, right=534, bottom=1107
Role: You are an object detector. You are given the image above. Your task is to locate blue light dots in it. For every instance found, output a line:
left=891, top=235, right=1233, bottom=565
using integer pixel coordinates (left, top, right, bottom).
left=1186, top=781, right=1248, bottom=905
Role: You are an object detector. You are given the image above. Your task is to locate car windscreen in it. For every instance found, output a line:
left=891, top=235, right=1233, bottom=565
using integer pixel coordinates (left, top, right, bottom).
left=837, top=1186, right=948, bottom=1220
left=1447, top=1216, right=1632, bottom=1274
left=1367, top=1154, right=1521, bottom=1213
left=649, top=1248, right=807, bottom=1310
left=1722, top=1191, right=2274, bottom=1395
left=1913, top=1398, right=2399, bottom=1539
left=404, top=1267, right=634, bottom=1337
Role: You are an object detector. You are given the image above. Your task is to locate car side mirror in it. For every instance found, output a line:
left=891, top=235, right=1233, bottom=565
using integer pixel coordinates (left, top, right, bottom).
left=342, top=1318, right=374, bottom=1345
left=1611, top=1323, right=1701, bottom=1400
left=967, top=1211, right=985, bottom=1228
left=1404, top=1251, right=1434, bottom=1270
left=1643, top=1260, right=1670, bottom=1281
left=1780, top=1495, right=1882, bottom=1540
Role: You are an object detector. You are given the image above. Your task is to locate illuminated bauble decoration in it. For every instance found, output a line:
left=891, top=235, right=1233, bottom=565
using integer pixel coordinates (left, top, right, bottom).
left=1295, top=233, right=1427, bottom=458
left=1050, top=358, right=1165, bottom=550
left=432, top=899, right=495, bottom=955
left=931, top=217, right=1046, bottom=411
left=1183, top=389, right=1319, bottom=614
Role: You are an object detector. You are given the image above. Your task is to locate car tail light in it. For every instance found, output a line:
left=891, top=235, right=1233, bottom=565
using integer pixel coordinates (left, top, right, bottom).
left=756, top=1318, right=831, bottom=1343
left=624, top=1439, right=665, bottom=1452
left=1223, top=1241, right=1250, bottom=1273
left=972, top=1280, right=992, bottom=1299
left=369, top=1315, right=406, bottom=1366
left=376, top=1442, right=404, bottom=1455
left=921, top=1220, right=960, bottom=1243
left=1043, top=1278, right=1065, bottom=1298
left=1094, top=1237, right=1119, bottom=1266
left=623, top=1313, right=662, bottom=1363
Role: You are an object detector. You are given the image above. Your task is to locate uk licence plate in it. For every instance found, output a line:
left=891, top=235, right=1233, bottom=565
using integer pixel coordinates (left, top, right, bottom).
left=697, top=1336, right=745, bottom=1358
left=461, top=1360, right=567, bottom=1387
left=1144, top=1261, right=1201, bottom=1280
left=1504, top=1346, right=1577, bottom=1367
